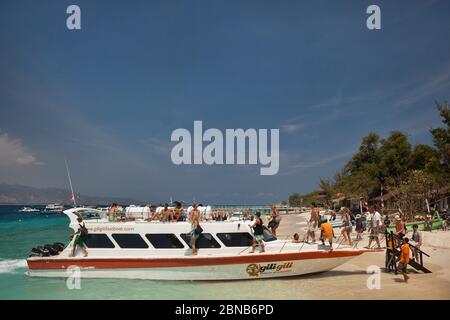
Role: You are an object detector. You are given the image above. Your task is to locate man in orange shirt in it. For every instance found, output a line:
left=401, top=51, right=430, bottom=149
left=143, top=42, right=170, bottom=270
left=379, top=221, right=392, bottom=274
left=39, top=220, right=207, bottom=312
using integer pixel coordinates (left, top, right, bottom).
left=320, top=221, right=335, bottom=251
left=398, top=237, right=411, bottom=283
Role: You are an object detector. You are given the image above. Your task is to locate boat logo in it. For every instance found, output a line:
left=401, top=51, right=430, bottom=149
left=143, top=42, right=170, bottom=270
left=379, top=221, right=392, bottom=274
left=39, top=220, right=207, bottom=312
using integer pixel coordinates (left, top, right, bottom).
left=246, top=262, right=293, bottom=277
left=246, top=264, right=260, bottom=276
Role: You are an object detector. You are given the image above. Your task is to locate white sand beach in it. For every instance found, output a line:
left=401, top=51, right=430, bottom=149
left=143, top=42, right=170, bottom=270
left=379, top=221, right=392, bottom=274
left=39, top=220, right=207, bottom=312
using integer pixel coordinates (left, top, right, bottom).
left=273, top=213, right=450, bottom=300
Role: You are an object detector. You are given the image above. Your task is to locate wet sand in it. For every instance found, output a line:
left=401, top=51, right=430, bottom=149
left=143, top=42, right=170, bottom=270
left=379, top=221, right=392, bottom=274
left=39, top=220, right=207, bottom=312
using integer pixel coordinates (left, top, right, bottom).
left=270, top=213, right=450, bottom=300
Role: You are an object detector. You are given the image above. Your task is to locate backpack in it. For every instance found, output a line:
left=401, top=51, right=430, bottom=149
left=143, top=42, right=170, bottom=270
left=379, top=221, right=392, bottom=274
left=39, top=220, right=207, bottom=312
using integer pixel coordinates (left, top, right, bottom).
left=79, top=223, right=88, bottom=240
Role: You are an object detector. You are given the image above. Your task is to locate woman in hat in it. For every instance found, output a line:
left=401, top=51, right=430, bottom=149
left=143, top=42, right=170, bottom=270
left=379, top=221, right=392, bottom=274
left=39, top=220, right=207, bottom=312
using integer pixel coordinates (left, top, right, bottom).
left=395, top=214, right=406, bottom=238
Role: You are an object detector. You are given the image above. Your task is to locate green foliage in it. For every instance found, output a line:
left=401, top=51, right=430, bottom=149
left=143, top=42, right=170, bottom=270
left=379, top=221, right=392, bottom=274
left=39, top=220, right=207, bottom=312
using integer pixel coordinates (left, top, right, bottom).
left=285, top=102, right=449, bottom=216
left=288, top=193, right=303, bottom=207
left=330, top=102, right=448, bottom=200
left=430, top=101, right=450, bottom=172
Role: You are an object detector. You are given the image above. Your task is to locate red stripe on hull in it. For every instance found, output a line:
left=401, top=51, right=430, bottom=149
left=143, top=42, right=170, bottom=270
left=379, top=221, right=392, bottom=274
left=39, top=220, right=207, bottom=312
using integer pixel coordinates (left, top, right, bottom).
left=27, top=250, right=377, bottom=270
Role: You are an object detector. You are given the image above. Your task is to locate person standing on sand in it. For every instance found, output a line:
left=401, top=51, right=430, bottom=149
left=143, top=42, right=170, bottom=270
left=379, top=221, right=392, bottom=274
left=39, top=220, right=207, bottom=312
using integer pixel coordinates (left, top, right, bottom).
left=340, top=207, right=353, bottom=246
left=306, top=202, right=319, bottom=243
left=355, top=214, right=364, bottom=240
left=365, top=207, right=381, bottom=249
left=398, top=237, right=411, bottom=283
left=394, top=215, right=406, bottom=238
left=411, top=224, right=423, bottom=261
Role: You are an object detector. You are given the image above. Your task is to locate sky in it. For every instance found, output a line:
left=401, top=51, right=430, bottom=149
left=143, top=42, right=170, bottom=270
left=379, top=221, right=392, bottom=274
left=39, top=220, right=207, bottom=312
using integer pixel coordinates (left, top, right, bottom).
left=0, top=0, right=449, bottom=204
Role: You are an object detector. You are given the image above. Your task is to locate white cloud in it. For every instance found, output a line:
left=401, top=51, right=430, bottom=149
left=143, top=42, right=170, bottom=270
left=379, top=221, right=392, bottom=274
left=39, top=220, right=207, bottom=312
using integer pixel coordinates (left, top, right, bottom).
left=0, top=132, right=42, bottom=166
left=281, top=123, right=304, bottom=133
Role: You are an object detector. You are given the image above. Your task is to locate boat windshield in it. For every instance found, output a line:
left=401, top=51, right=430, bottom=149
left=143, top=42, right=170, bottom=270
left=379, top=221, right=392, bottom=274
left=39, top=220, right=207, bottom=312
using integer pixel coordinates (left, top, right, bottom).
left=73, top=208, right=106, bottom=220
left=263, top=227, right=277, bottom=242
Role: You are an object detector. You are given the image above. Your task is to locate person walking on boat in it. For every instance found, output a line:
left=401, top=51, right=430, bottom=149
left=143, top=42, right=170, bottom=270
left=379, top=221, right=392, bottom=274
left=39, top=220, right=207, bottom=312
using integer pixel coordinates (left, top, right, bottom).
left=398, top=237, right=411, bottom=283
left=249, top=212, right=265, bottom=253
left=411, top=224, right=423, bottom=261
left=71, top=216, right=88, bottom=257
left=306, top=202, right=319, bottom=243
left=189, top=204, right=202, bottom=255
left=365, top=207, right=381, bottom=249
left=268, top=205, right=281, bottom=236
left=320, top=220, right=334, bottom=251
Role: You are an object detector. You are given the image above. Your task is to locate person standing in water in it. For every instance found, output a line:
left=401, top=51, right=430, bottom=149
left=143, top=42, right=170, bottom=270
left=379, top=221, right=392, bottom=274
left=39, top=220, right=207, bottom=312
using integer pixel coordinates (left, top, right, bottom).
left=71, top=216, right=88, bottom=257
left=189, top=204, right=201, bottom=255
left=249, top=212, right=265, bottom=253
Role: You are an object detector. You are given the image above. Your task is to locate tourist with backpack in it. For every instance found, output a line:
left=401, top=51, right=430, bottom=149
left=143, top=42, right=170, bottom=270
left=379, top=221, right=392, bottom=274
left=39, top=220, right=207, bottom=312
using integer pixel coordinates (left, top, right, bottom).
left=71, top=216, right=88, bottom=257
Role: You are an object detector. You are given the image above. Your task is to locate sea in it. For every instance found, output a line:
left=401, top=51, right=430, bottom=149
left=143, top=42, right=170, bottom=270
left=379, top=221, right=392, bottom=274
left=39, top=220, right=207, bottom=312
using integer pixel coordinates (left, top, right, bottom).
left=0, top=204, right=309, bottom=300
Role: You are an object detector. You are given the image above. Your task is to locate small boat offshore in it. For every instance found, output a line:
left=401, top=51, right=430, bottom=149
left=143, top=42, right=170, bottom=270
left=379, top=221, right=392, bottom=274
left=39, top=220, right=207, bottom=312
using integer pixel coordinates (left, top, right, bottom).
left=26, top=207, right=380, bottom=280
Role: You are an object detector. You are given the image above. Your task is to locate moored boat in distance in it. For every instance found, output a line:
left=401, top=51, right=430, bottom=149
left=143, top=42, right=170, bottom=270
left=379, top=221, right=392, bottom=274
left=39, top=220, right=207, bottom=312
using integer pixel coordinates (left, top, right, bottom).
left=19, top=207, right=40, bottom=213
left=44, top=203, right=65, bottom=214
left=26, top=207, right=381, bottom=280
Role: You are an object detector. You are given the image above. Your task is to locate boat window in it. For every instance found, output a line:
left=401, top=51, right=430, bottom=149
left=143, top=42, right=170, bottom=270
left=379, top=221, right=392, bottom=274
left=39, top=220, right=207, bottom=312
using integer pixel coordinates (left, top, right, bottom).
left=112, top=234, right=149, bottom=249
left=84, top=234, right=115, bottom=248
left=263, top=227, right=277, bottom=242
left=145, top=234, right=184, bottom=249
left=216, top=232, right=253, bottom=247
left=180, top=233, right=221, bottom=249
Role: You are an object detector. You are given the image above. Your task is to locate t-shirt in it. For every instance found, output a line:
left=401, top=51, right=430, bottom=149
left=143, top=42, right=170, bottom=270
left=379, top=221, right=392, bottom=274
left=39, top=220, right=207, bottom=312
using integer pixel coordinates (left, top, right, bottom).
left=399, top=244, right=410, bottom=264
left=320, top=223, right=333, bottom=238
left=371, top=211, right=381, bottom=228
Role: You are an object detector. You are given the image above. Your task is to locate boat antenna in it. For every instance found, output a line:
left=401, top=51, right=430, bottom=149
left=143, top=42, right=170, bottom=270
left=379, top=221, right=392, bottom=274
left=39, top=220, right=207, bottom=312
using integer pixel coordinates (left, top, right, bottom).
left=65, top=158, right=77, bottom=208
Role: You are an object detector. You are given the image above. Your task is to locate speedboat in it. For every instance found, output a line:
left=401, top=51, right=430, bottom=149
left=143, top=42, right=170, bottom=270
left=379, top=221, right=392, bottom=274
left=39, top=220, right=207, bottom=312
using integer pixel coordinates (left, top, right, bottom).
left=44, top=203, right=65, bottom=214
left=26, top=207, right=381, bottom=280
left=19, top=207, right=40, bottom=213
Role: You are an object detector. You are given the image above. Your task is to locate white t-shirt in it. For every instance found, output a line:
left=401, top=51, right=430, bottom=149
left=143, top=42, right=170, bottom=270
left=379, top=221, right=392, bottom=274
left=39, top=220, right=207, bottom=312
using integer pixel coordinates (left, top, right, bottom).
left=371, top=211, right=381, bottom=228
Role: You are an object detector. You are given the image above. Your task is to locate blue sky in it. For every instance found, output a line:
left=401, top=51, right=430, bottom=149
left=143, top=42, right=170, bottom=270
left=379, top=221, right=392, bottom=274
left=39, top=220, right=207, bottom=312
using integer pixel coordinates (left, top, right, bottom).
left=0, top=0, right=449, bottom=204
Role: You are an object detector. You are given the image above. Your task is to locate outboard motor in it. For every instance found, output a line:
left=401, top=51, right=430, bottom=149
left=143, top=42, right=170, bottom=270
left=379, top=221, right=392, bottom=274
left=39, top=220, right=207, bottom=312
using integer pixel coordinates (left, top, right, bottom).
left=29, top=247, right=42, bottom=257
left=29, top=242, right=65, bottom=257
left=52, top=242, right=65, bottom=253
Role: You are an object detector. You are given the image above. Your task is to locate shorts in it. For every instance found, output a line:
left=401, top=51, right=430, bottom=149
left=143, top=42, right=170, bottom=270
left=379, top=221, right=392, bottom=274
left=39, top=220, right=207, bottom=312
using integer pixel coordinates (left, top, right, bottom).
left=398, top=262, right=407, bottom=273
left=254, top=234, right=264, bottom=243
left=370, top=227, right=379, bottom=239
left=308, top=222, right=318, bottom=232
left=74, top=235, right=85, bottom=246
left=190, top=230, right=200, bottom=240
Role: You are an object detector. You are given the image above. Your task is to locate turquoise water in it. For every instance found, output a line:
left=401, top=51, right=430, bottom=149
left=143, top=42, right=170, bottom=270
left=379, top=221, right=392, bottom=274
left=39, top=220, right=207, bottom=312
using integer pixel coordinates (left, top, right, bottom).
left=0, top=205, right=309, bottom=300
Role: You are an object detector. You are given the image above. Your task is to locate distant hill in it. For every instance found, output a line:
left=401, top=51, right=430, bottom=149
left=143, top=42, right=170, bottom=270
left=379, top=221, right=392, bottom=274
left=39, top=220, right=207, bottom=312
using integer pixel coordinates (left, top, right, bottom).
left=0, top=183, right=141, bottom=206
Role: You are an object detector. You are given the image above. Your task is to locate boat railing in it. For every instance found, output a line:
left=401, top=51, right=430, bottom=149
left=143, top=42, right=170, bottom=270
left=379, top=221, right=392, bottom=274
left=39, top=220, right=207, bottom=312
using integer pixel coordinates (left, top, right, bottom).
left=384, top=230, right=431, bottom=274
